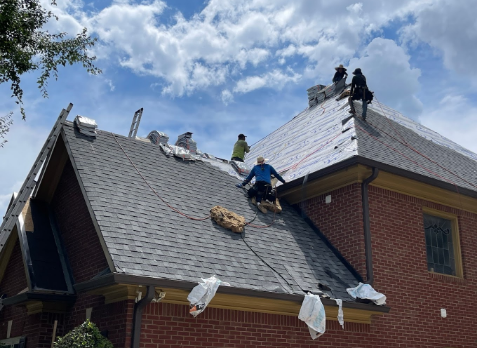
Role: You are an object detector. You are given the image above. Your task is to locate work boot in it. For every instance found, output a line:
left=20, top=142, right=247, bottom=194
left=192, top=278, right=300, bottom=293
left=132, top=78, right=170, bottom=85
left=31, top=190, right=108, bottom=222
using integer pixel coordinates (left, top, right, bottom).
left=257, top=203, right=268, bottom=214
left=251, top=197, right=257, bottom=205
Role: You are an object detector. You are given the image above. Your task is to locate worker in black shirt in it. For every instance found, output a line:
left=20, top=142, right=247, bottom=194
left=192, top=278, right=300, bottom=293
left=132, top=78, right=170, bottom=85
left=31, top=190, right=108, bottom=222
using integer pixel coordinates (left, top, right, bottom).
left=348, top=68, right=369, bottom=121
left=332, top=64, right=348, bottom=83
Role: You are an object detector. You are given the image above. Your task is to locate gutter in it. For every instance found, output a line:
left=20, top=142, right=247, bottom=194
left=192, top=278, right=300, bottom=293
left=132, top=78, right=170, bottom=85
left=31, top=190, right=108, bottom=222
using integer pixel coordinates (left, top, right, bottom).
left=361, top=167, right=379, bottom=285
left=75, top=273, right=390, bottom=314
left=131, top=285, right=154, bottom=348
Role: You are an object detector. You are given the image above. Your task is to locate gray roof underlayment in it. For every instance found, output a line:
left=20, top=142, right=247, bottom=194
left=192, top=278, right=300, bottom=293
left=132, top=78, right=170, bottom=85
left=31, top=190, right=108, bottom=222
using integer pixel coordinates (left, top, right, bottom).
left=246, top=83, right=477, bottom=193
left=62, top=123, right=360, bottom=301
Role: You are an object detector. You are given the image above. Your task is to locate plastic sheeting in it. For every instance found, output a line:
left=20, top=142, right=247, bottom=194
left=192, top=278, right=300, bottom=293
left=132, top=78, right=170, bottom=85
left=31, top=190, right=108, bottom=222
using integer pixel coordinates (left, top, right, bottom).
left=298, top=293, right=326, bottom=339
left=346, top=282, right=386, bottom=305
left=188, top=275, right=230, bottom=317
left=74, top=115, right=97, bottom=137
left=230, top=160, right=251, bottom=176
left=334, top=299, right=344, bottom=328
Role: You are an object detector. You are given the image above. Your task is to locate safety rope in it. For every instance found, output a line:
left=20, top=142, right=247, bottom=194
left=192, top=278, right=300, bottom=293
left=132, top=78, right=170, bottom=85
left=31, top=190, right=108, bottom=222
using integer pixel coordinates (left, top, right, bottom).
left=112, top=133, right=211, bottom=221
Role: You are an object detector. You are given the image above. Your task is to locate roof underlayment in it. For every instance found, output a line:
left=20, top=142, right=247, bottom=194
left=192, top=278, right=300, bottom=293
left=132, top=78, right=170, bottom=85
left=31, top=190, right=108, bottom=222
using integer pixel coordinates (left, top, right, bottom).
left=245, top=83, right=477, bottom=191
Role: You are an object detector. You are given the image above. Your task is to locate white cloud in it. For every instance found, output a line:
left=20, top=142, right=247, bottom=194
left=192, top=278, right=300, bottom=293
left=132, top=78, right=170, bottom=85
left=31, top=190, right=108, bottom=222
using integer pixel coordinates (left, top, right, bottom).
left=400, top=0, right=477, bottom=77
left=349, top=38, right=422, bottom=118
left=41, top=0, right=429, bottom=97
left=419, top=94, right=477, bottom=155
left=233, top=69, right=301, bottom=94
left=221, top=90, right=234, bottom=105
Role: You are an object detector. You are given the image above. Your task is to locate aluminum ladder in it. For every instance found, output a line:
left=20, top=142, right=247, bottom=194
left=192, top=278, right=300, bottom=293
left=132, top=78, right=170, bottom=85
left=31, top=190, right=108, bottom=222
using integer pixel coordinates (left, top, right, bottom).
left=0, top=103, right=73, bottom=250
left=128, top=108, right=143, bottom=138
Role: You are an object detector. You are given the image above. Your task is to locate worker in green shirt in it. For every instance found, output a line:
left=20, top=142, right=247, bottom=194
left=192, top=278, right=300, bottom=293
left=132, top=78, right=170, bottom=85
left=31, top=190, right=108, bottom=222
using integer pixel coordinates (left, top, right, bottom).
left=231, top=134, right=250, bottom=162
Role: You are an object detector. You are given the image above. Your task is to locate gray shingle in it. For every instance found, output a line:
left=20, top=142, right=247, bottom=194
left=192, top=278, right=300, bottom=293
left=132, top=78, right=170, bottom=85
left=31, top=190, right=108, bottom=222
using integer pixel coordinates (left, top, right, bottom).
left=63, top=123, right=360, bottom=300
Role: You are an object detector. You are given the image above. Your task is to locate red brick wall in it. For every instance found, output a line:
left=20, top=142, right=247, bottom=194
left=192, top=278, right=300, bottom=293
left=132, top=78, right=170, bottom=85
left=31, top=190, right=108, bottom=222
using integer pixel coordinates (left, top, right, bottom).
left=298, top=184, right=477, bottom=347
left=140, top=302, right=373, bottom=348
left=51, top=159, right=109, bottom=283
left=0, top=238, right=28, bottom=297
left=301, top=183, right=366, bottom=277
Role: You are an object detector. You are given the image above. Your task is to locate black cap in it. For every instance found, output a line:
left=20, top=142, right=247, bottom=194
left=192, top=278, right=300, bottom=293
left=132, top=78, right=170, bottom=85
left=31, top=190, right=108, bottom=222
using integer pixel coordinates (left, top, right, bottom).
left=238, top=134, right=247, bottom=138
left=352, top=68, right=362, bottom=75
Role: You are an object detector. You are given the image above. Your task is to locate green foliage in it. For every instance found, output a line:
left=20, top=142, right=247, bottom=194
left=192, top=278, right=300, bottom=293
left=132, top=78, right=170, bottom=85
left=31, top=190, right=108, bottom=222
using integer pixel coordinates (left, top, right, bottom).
left=0, top=0, right=101, bottom=119
left=0, top=112, right=13, bottom=147
left=54, top=320, right=113, bottom=348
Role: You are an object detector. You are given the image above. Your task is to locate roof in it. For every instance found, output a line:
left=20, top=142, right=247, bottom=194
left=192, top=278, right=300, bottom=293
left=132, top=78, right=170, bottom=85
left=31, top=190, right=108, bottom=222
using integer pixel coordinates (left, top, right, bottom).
left=246, top=83, right=477, bottom=194
left=61, top=123, right=361, bottom=301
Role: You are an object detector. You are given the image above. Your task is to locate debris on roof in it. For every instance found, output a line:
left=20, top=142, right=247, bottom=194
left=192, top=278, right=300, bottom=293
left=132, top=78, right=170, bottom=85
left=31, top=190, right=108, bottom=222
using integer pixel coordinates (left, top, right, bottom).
left=307, top=78, right=347, bottom=107
left=210, top=205, right=246, bottom=233
left=230, top=160, right=251, bottom=176
left=74, top=115, right=97, bottom=137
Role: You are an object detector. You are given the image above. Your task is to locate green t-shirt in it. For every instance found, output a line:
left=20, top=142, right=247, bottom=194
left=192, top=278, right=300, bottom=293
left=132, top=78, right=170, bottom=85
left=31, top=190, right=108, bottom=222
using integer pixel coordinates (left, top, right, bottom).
left=231, top=139, right=250, bottom=160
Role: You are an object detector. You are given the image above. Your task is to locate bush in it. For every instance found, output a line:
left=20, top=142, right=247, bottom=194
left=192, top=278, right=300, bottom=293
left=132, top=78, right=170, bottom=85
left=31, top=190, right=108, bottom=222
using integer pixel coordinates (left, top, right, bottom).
left=54, top=320, right=113, bottom=348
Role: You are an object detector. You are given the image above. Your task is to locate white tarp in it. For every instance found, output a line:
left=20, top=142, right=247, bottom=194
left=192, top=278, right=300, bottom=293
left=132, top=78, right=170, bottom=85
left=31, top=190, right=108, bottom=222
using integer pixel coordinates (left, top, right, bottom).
left=346, top=282, right=386, bottom=305
left=298, top=293, right=326, bottom=339
left=334, top=298, right=344, bottom=329
left=188, top=275, right=230, bottom=317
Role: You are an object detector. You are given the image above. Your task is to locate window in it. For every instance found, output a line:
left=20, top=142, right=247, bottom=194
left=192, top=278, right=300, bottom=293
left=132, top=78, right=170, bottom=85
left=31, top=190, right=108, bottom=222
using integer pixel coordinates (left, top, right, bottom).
left=423, top=208, right=463, bottom=277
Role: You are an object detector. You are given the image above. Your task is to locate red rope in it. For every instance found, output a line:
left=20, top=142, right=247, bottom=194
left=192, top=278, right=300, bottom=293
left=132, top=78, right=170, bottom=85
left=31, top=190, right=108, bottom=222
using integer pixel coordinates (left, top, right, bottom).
left=112, top=134, right=211, bottom=221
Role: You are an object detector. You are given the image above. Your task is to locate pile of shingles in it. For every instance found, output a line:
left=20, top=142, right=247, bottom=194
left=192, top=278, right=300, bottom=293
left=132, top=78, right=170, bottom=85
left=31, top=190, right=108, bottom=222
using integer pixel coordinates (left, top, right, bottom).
left=74, top=115, right=97, bottom=138
left=210, top=206, right=246, bottom=233
left=307, top=84, right=326, bottom=107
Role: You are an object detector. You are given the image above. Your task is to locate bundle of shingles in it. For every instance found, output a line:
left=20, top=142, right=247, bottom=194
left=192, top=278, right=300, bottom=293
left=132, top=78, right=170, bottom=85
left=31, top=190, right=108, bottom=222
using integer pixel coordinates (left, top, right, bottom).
left=307, top=84, right=326, bottom=107
left=74, top=115, right=97, bottom=138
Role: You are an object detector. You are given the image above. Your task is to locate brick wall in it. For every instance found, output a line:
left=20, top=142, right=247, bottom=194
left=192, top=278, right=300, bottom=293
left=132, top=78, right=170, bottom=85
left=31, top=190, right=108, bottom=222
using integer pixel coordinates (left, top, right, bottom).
left=301, top=183, right=366, bottom=277
left=140, top=302, right=374, bottom=348
left=0, top=238, right=28, bottom=297
left=299, top=183, right=477, bottom=347
left=51, top=159, right=109, bottom=283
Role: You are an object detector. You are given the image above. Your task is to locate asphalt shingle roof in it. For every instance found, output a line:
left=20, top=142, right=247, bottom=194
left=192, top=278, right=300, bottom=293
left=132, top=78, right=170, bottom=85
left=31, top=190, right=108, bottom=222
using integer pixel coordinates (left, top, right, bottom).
left=62, top=123, right=360, bottom=300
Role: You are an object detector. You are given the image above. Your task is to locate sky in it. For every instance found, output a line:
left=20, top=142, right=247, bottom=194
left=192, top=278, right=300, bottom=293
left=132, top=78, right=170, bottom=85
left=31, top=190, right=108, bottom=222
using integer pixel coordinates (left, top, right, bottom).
left=1, top=0, right=477, bottom=215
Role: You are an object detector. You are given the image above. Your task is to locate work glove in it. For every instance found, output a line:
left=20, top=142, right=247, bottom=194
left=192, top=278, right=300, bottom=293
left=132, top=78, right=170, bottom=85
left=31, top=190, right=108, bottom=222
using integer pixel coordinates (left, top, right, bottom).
left=235, top=183, right=243, bottom=188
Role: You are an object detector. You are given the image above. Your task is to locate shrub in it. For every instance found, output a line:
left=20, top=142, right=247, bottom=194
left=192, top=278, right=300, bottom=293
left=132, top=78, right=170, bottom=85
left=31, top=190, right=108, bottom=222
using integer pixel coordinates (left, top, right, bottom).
left=54, top=320, right=113, bottom=348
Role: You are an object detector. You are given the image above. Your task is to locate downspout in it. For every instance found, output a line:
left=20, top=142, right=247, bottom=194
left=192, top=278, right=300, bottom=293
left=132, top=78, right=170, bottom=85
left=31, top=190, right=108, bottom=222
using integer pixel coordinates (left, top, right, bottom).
left=361, top=167, right=379, bottom=286
left=131, top=285, right=155, bottom=348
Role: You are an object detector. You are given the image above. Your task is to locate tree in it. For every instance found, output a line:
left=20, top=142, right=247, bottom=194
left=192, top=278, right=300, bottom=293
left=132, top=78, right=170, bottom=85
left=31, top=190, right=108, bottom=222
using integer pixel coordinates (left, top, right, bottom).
left=0, top=0, right=101, bottom=119
left=54, top=320, right=113, bottom=348
left=0, top=112, right=12, bottom=147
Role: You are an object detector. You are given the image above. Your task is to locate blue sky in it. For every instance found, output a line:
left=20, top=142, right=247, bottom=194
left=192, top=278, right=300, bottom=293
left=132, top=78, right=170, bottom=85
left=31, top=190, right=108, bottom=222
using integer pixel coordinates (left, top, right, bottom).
left=1, top=0, right=477, bottom=214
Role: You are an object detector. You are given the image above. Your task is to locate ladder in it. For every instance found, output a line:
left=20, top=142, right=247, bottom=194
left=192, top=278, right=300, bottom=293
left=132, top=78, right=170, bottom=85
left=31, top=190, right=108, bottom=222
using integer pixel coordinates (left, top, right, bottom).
left=0, top=103, right=73, bottom=251
left=128, top=108, right=143, bottom=138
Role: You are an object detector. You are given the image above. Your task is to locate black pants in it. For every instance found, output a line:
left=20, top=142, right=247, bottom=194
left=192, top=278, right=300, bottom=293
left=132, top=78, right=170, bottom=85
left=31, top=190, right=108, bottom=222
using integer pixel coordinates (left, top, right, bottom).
left=231, top=157, right=244, bottom=162
left=247, top=181, right=272, bottom=204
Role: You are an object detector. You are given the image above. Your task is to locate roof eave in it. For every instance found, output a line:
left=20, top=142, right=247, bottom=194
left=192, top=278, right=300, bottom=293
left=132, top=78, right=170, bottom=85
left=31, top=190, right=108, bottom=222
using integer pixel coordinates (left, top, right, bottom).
left=74, top=273, right=390, bottom=314
left=278, top=156, right=477, bottom=200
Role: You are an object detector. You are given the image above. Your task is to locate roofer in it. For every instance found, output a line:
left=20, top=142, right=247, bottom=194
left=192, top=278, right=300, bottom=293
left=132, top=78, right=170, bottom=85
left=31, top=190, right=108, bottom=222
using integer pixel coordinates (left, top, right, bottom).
left=348, top=68, right=372, bottom=121
left=235, top=156, right=286, bottom=213
left=231, top=133, right=250, bottom=162
left=333, top=64, right=348, bottom=83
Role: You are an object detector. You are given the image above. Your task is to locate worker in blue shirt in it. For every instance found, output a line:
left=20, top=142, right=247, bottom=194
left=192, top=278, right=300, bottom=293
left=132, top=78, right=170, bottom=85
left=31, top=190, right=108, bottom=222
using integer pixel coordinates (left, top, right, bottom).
left=236, top=156, right=286, bottom=213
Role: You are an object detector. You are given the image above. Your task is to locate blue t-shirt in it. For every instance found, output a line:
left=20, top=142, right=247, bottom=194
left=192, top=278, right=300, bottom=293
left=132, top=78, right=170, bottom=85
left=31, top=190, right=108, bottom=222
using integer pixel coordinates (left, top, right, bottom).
left=243, top=164, right=285, bottom=185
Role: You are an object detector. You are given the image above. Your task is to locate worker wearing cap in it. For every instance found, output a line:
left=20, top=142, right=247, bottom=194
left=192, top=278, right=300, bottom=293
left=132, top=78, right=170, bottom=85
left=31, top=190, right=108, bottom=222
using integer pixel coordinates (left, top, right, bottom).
left=236, top=156, right=286, bottom=213
left=231, top=134, right=250, bottom=162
